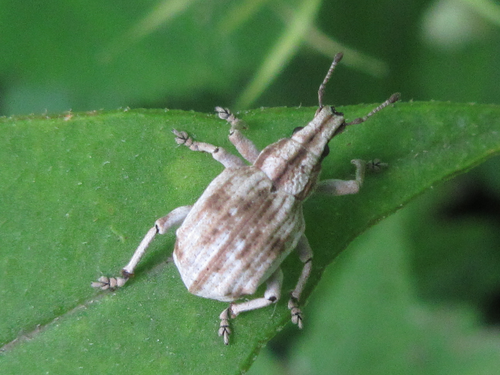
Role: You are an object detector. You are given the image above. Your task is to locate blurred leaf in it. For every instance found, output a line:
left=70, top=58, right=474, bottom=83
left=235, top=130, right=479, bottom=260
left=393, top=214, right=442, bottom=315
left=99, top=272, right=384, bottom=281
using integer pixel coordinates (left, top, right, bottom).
left=461, top=0, right=500, bottom=28
left=0, top=1, right=283, bottom=113
left=1, top=0, right=394, bottom=116
left=217, top=0, right=272, bottom=35
left=235, top=0, right=323, bottom=108
left=125, top=0, right=199, bottom=42
left=406, top=162, right=500, bottom=306
left=0, top=101, right=499, bottom=373
left=303, top=25, right=389, bottom=78
left=282, top=209, right=500, bottom=375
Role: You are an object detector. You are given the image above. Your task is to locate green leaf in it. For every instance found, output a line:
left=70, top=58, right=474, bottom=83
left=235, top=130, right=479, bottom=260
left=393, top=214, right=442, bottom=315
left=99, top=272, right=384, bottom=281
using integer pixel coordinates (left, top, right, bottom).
left=268, top=206, right=500, bottom=374
left=234, top=0, right=323, bottom=108
left=0, top=101, right=499, bottom=373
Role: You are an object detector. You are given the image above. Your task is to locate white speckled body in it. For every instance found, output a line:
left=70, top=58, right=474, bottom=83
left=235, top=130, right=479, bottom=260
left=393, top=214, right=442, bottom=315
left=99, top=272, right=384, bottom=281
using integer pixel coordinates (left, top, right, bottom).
left=91, top=52, right=399, bottom=344
left=173, top=166, right=305, bottom=302
left=172, top=107, right=342, bottom=302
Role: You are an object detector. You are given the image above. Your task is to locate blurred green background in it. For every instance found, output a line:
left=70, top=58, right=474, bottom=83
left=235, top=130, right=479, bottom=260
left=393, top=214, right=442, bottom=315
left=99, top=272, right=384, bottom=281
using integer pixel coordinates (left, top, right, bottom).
left=1, top=0, right=500, bottom=373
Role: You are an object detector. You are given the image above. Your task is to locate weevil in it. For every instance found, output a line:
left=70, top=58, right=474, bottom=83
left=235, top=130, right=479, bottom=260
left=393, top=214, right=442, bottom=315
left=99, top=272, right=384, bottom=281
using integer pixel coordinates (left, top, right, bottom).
left=92, top=52, right=400, bottom=344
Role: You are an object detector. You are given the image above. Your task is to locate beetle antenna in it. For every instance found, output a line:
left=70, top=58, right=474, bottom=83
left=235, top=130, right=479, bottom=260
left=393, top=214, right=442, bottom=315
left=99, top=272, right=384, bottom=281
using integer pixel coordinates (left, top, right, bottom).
left=318, top=52, right=344, bottom=110
left=346, top=93, right=400, bottom=125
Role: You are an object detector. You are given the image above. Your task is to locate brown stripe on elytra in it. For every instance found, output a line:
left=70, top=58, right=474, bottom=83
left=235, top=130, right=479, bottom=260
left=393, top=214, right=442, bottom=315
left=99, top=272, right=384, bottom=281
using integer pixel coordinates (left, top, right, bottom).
left=188, top=178, right=274, bottom=294
left=252, top=198, right=297, bottom=260
left=190, top=199, right=244, bottom=271
left=194, top=185, right=282, bottom=297
left=173, top=240, right=184, bottom=262
left=179, top=185, right=234, bottom=266
left=255, top=200, right=302, bottom=262
left=230, top=200, right=302, bottom=296
left=178, top=175, right=240, bottom=274
left=237, top=206, right=302, bottom=294
left=201, top=168, right=257, bottom=212
left=196, top=193, right=275, bottom=285
left=186, top=170, right=254, bottom=245
left=254, top=201, right=303, bottom=266
left=225, top=195, right=297, bottom=294
left=232, top=195, right=282, bottom=261
left=245, top=202, right=302, bottom=296
left=201, top=181, right=233, bottom=212
left=180, top=170, right=269, bottom=282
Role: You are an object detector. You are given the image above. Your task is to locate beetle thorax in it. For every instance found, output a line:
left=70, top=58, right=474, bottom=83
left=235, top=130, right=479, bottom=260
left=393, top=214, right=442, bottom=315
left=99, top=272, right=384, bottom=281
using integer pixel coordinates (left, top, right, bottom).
left=254, top=106, right=345, bottom=200
left=291, top=106, right=345, bottom=154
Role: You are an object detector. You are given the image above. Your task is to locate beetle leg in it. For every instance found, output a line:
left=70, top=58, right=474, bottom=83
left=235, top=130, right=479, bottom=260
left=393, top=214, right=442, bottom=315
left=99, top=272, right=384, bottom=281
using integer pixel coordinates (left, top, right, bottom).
left=215, top=107, right=260, bottom=163
left=314, top=159, right=368, bottom=196
left=288, top=235, right=313, bottom=329
left=218, top=268, right=283, bottom=345
left=171, top=129, right=246, bottom=168
left=91, top=205, right=192, bottom=290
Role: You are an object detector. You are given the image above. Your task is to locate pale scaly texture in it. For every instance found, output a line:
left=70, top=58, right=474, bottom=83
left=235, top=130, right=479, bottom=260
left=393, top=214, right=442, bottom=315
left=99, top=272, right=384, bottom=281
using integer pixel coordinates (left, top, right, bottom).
left=174, top=166, right=304, bottom=302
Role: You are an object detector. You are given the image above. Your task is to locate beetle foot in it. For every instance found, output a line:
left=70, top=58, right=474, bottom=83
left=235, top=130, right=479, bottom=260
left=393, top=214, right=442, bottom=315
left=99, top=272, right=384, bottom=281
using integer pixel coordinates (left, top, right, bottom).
left=172, top=129, right=193, bottom=147
left=366, top=159, right=388, bottom=172
left=218, top=306, right=232, bottom=345
left=288, top=298, right=303, bottom=329
left=91, top=276, right=128, bottom=290
left=172, top=129, right=219, bottom=154
left=215, top=106, right=246, bottom=131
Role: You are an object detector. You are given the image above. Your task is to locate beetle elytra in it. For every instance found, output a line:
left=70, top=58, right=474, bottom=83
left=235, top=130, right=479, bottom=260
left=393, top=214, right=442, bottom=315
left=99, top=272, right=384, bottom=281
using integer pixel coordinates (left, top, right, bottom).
left=92, top=52, right=400, bottom=344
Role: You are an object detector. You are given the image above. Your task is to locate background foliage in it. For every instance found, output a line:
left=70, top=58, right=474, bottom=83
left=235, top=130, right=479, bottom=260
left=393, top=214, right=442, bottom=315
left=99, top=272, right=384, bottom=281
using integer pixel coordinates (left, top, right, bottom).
left=1, top=0, right=500, bottom=373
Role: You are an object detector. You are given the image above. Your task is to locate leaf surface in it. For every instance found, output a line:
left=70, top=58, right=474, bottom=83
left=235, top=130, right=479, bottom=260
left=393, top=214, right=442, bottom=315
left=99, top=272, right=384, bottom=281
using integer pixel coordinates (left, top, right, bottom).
left=0, top=102, right=499, bottom=373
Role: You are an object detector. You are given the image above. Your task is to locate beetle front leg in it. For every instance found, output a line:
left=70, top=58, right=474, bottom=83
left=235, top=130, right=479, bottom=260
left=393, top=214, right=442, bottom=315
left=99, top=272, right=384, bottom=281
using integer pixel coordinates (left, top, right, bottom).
left=91, top=205, right=192, bottom=290
left=314, top=159, right=367, bottom=196
left=172, top=129, right=246, bottom=168
left=215, top=107, right=260, bottom=163
left=218, top=268, right=283, bottom=345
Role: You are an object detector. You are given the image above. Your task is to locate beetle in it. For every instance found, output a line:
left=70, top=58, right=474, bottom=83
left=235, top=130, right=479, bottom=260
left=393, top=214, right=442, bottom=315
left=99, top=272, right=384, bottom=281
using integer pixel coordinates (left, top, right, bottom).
left=92, top=52, right=400, bottom=344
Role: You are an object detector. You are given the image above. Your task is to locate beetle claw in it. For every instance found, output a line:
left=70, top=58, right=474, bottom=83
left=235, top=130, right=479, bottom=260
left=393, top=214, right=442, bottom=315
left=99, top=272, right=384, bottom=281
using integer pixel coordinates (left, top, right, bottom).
left=91, top=276, right=127, bottom=290
left=171, top=129, right=192, bottom=147
left=218, top=325, right=231, bottom=345
left=219, top=307, right=232, bottom=345
left=288, top=298, right=304, bottom=329
left=366, top=159, right=388, bottom=172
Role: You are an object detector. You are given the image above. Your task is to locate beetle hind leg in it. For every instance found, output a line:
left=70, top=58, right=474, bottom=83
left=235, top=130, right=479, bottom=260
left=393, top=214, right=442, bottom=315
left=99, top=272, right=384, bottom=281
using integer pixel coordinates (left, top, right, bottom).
left=218, top=268, right=283, bottom=345
left=91, top=205, right=192, bottom=290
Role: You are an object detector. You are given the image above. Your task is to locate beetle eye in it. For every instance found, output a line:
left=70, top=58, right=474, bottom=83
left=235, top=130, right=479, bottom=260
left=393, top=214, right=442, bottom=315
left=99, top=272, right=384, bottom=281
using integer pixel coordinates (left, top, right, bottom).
left=321, top=144, right=330, bottom=159
left=291, top=126, right=304, bottom=135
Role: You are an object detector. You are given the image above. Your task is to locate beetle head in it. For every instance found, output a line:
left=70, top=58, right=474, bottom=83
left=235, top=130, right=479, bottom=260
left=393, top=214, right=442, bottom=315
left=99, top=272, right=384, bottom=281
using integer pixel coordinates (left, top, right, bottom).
left=254, top=53, right=399, bottom=200
left=254, top=106, right=344, bottom=200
